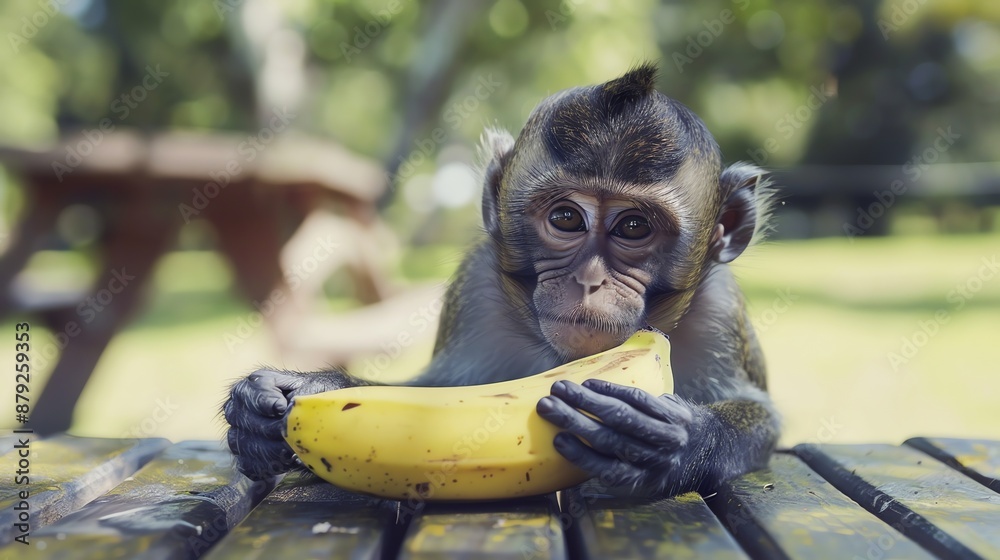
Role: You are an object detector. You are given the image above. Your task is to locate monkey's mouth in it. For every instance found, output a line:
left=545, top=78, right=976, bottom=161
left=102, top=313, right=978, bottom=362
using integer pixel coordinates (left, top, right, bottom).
left=538, top=315, right=636, bottom=360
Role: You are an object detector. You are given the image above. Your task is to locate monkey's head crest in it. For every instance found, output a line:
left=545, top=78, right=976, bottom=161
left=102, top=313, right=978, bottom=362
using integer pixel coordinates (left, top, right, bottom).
left=599, top=62, right=659, bottom=115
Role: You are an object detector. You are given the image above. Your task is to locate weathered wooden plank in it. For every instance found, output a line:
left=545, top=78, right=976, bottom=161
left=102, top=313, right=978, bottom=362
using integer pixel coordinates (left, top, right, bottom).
left=795, top=443, right=1000, bottom=559
left=400, top=496, right=566, bottom=560
left=2, top=440, right=271, bottom=559
left=712, top=452, right=930, bottom=560
left=0, top=434, right=168, bottom=546
left=204, top=472, right=396, bottom=559
left=905, top=437, right=1000, bottom=493
left=564, top=481, right=746, bottom=560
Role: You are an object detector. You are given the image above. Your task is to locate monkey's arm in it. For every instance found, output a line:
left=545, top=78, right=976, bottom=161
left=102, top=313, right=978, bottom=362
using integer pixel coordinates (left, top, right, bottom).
left=223, top=368, right=367, bottom=480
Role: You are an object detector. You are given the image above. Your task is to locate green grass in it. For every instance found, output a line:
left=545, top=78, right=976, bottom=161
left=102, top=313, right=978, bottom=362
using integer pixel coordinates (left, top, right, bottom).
left=733, top=234, right=1000, bottom=445
left=1, top=233, right=998, bottom=447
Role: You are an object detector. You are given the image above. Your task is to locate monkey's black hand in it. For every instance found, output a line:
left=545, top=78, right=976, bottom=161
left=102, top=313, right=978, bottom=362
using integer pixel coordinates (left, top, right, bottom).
left=223, top=368, right=357, bottom=481
left=537, top=379, right=720, bottom=496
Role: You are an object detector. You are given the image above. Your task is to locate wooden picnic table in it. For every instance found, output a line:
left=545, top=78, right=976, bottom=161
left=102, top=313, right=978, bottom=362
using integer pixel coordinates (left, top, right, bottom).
left=0, top=130, right=390, bottom=436
left=1, top=434, right=998, bottom=559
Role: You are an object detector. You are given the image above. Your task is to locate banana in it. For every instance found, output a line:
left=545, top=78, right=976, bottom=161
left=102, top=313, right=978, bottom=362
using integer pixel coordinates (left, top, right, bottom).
left=284, top=329, right=672, bottom=501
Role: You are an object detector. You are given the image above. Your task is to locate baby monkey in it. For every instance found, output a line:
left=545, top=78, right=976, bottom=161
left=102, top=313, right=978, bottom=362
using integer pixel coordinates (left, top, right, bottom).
left=224, top=62, right=779, bottom=497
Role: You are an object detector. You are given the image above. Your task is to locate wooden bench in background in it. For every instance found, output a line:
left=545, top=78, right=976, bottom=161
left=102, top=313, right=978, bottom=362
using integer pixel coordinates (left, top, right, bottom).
left=1, top=434, right=998, bottom=558
left=0, top=130, right=448, bottom=436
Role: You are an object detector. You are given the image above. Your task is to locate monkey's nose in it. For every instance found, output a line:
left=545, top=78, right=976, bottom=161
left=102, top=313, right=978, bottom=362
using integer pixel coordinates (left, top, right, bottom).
left=572, top=273, right=607, bottom=298
left=571, top=257, right=610, bottom=300
left=584, top=280, right=604, bottom=296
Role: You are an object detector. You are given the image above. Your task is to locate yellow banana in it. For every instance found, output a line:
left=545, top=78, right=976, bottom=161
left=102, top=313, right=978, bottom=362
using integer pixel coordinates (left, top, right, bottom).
left=284, top=329, right=672, bottom=501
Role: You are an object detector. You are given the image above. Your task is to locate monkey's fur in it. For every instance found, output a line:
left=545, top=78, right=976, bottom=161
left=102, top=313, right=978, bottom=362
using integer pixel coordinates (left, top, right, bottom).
left=224, top=63, right=780, bottom=497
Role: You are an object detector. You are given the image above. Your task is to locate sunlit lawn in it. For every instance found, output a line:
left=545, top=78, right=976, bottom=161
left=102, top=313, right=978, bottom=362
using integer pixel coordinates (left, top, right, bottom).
left=2, top=233, right=998, bottom=448
left=734, top=234, right=1000, bottom=446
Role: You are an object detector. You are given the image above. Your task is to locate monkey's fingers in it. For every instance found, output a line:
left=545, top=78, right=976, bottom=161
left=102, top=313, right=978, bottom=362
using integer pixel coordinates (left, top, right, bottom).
left=537, top=396, right=661, bottom=466
left=227, top=427, right=297, bottom=480
left=551, top=432, right=646, bottom=487
left=229, top=369, right=302, bottom=417
left=223, top=397, right=286, bottom=437
left=580, top=379, right=694, bottom=426
left=549, top=380, right=688, bottom=448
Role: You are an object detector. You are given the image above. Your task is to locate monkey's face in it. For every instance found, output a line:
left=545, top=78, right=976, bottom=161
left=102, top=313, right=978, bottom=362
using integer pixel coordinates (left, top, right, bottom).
left=529, top=192, right=656, bottom=359
left=481, top=64, right=762, bottom=361
left=517, top=170, right=712, bottom=360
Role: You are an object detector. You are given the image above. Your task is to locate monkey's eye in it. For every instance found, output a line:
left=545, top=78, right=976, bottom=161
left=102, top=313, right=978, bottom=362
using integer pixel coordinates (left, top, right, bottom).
left=611, top=216, right=652, bottom=240
left=548, top=206, right=586, bottom=232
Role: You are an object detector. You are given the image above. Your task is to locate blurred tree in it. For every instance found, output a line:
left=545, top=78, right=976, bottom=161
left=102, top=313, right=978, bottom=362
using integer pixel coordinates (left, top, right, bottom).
left=1, top=0, right=998, bottom=236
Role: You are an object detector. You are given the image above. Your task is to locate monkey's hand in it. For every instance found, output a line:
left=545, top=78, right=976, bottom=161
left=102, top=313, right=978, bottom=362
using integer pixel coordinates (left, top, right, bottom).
left=537, top=379, right=777, bottom=497
left=223, top=368, right=358, bottom=481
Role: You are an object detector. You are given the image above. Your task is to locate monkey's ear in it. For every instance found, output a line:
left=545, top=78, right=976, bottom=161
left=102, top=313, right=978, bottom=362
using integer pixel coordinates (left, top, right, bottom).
left=711, top=163, right=767, bottom=263
left=478, top=128, right=515, bottom=238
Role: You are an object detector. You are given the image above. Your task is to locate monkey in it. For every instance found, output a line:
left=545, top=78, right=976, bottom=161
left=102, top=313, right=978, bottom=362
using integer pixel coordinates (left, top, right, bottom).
left=223, top=62, right=780, bottom=498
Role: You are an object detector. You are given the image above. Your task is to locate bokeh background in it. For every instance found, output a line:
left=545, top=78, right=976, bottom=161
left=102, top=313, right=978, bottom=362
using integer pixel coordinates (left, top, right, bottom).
left=0, top=0, right=998, bottom=447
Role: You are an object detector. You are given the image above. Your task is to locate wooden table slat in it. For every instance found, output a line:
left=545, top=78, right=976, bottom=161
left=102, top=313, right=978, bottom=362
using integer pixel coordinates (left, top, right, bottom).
left=711, top=452, right=932, bottom=560
left=204, top=472, right=396, bottom=559
left=563, top=481, right=747, bottom=560
left=400, top=495, right=566, bottom=560
left=795, top=443, right=1000, bottom=559
left=5, top=434, right=1000, bottom=558
left=0, top=434, right=168, bottom=546
left=3, top=440, right=272, bottom=559
left=905, top=437, right=1000, bottom=494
